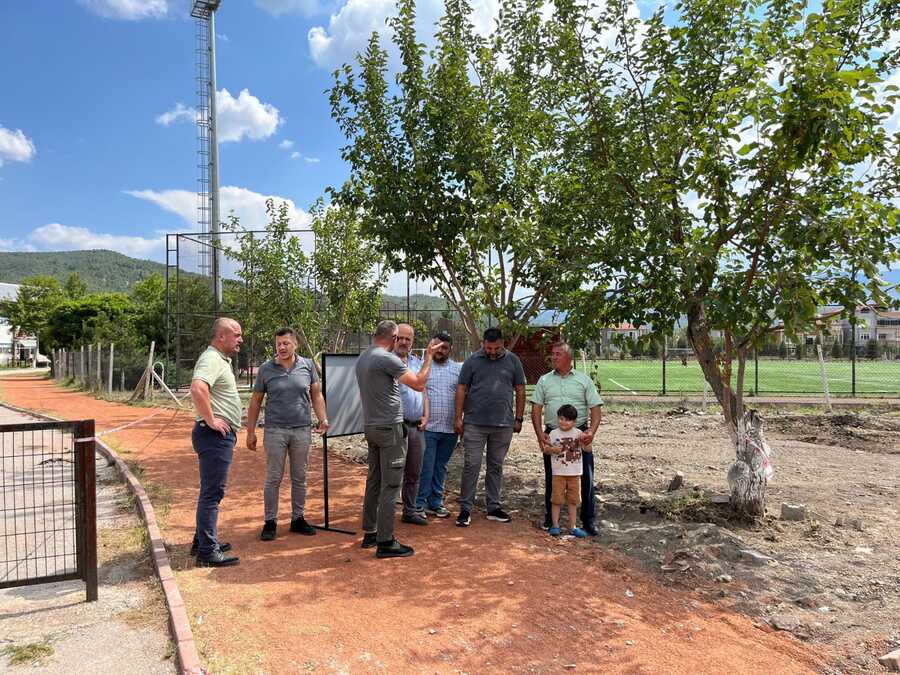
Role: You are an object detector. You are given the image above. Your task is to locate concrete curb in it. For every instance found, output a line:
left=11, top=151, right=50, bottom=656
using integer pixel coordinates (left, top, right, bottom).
left=0, top=401, right=205, bottom=675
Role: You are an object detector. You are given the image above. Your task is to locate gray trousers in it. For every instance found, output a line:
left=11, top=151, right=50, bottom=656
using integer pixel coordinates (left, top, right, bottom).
left=401, top=425, right=424, bottom=517
left=458, top=424, right=514, bottom=512
left=263, top=426, right=311, bottom=522
left=361, top=423, right=407, bottom=542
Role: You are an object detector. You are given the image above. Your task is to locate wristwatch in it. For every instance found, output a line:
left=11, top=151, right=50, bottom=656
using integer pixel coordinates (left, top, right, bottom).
left=515, top=417, right=524, bottom=423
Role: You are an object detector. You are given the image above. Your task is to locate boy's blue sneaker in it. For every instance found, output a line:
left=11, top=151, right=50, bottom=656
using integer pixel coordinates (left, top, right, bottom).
left=571, top=527, right=588, bottom=538
left=549, top=526, right=561, bottom=536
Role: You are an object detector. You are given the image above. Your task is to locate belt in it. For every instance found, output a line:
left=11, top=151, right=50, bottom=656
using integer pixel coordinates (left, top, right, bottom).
left=403, top=419, right=420, bottom=426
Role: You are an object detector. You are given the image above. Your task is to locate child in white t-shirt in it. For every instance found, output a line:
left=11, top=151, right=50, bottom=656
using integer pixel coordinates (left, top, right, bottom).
left=547, top=404, right=587, bottom=538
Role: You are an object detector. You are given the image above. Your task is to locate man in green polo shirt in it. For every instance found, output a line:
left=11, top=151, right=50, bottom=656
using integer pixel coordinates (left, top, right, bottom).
left=530, top=342, right=603, bottom=535
left=190, top=317, right=243, bottom=567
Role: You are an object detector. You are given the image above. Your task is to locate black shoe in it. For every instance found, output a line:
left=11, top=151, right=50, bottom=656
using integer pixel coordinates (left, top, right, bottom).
left=260, top=520, right=277, bottom=541
left=375, top=538, right=414, bottom=558
left=456, top=510, right=471, bottom=527
left=361, top=532, right=378, bottom=549
left=401, top=513, right=428, bottom=526
left=541, top=516, right=552, bottom=530
left=486, top=508, right=511, bottom=523
left=196, top=549, right=240, bottom=567
left=583, top=522, right=599, bottom=536
left=290, top=516, right=316, bottom=536
left=191, top=541, right=232, bottom=556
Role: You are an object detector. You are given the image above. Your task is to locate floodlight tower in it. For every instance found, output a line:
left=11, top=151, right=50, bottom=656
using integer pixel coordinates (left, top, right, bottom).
left=191, top=0, right=223, bottom=307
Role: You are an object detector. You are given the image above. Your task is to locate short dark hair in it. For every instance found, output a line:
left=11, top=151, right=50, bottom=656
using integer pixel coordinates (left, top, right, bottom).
left=275, top=327, right=297, bottom=340
left=557, top=404, right=578, bottom=421
left=483, top=327, right=503, bottom=343
left=433, top=330, right=452, bottom=344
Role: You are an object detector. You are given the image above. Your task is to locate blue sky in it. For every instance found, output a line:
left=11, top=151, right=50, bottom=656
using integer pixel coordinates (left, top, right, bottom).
left=0, top=0, right=896, bottom=294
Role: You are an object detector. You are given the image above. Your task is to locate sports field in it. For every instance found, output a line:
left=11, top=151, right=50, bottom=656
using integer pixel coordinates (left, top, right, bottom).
left=581, top=358, right=900, bottom=396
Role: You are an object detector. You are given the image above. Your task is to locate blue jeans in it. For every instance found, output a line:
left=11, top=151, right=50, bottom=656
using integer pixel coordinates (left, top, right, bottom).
left=416, top=431, right=458, bottom=511
left=191, top=421, right=236, bottom=557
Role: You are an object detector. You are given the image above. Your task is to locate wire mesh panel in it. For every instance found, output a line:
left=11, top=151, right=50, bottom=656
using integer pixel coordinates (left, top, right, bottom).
left=0, top=420, right=97, bottom=601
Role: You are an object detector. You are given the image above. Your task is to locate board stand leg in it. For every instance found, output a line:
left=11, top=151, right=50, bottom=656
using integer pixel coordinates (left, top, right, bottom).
left=311, top=434, right=355, bottom=535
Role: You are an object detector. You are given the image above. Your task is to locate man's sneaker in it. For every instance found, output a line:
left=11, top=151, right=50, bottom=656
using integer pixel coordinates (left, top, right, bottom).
left=196, top=549, right=240, bottom=567
left=456, top=510, right=471, bottom=527
left=540, top=517, right=552, bottom=531
left=375, top=538, right=414, bottom=558
left=571, top=527, right=588, bottom=538
left=260, top=520, right=277, bottom=541
left=425, top=506, right=451, bottom=518
left=486, top=508, right=512, bottom=523
left=290, top=516, right=316, bottom=536
left=191, top=541, right=232, bottom=556
left=401, top=512, right=428, bottom=526
left=549, top=526, right=561, bottom=536
left=361, top=532, right=378, bottom=549
left=583, top=522, right=599, bottom=536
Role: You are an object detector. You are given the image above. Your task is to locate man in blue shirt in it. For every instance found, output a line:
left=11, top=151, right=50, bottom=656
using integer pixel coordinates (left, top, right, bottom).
left=395, top=323, right=429, bottom=525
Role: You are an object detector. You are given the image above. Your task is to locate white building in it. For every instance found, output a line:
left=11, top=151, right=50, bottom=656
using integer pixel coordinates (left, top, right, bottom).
left=0, top=282, right=41, bottom=367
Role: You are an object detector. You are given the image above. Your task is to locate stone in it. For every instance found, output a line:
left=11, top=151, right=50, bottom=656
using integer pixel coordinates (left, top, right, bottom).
left=710, top=494, right=730, bottom=505
left=880, top=648, right=900, bottom=672
left=667, top=472, right=685, bottom=491
left=770, top=614, right=801, bottom=632
left=848, top=518, right=865, bottom=531
left=715, top=574, right=732, bottom=583
left=739, top=549, right=774, bottom=566
left=780, top=503, right=808, bottom=521
left=624, top=589, right=634, bottom=598
left=834, top=516, right=844, bottom=527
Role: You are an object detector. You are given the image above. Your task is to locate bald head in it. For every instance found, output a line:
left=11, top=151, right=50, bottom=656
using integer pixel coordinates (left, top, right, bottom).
left=211, top=317, right=243, bottom=356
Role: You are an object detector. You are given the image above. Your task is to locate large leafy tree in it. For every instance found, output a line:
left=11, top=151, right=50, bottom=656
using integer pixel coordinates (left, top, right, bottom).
left=330, top=0, right=608, bottom=348
left=541, top=0, right=899, bottom=514
left=310, top=200, right=387, bottom=352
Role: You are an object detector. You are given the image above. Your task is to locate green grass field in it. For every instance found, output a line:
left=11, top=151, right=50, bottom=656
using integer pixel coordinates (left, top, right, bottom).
left=579, top=358, right=900, bottom=396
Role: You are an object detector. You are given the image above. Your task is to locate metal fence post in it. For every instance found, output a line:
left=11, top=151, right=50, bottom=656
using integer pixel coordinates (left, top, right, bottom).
left=661, top=340, right=667, bottom=395
left=754, top=349, right=759, bottom=395
left=74, top=420, right=98, bottom=602
left=851, top=316, right=857, bottom=397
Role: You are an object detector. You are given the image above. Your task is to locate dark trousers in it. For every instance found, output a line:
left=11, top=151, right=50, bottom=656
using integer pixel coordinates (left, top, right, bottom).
left=401, top=423, right=424, bottom=516
left=191, top=421, right=236, bottom=557
left=361, top=423, right=407, bottom=542
left=543, top=424, right=595, bottom=527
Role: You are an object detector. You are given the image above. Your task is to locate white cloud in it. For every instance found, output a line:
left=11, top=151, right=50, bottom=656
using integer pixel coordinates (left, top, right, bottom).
left=279, top=139, right=295, bottom=149
left=216, top=88, right=282, bottom=142
left=126, top=185, right=311, bottom=229
left=154, top=89, right=282, bottom=143
left=0, top=126, right=36, bottom=167
left=217, top=33, right=229, bottom=42
left=304, top=156, right=320, bottom=163
left=27, top=223, right=164, bottom=257
left=155, top=102, right=197, bottom=126
left=290, top=151, right=301, bottom=159
left=78, top=0, right=171, bottom=20
left=255, top=0, right=322, bottom=17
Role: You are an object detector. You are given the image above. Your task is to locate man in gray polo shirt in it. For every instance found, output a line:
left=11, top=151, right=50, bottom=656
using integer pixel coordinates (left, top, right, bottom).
left=246, top=327, right=328, bottom=541
left=356, top=320, right=440, bottom=559
left=454, top=326, right=526, bottom=527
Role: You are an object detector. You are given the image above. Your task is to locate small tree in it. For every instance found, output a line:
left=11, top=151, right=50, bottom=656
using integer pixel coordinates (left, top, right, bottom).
left=831, top=340, right=843, bottom=359
left=866, top=338, right=881, bottom=360
left=795, top=342, right=806, bottom=360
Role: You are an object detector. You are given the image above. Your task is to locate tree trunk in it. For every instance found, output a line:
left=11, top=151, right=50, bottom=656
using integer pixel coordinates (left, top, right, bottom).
left=687, top=303, right=771, bottom=518
left=727, top=409, right=771, bottom=518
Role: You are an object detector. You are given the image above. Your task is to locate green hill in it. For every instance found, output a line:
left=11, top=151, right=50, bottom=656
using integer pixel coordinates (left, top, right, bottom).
left=0, top=250, right=166, bottom=293
left=0, top=249, right=451, bottom=309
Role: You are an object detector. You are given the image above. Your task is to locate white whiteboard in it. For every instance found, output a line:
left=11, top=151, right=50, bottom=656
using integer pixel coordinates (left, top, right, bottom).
left=322, top=354, right=363, bottom=437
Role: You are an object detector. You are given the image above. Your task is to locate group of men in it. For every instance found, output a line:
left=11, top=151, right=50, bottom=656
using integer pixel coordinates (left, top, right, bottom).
left=187, top=317, right=603, bottom=566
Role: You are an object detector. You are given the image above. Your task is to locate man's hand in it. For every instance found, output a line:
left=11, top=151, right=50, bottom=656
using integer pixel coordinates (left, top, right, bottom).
left=454, top=416, right=464, bottom=434
left=580, top=429, right=595, bottom=446
left=418, top=416, right=428, bottom=432
left=210, top=417, right=232, bottom=437
left=246, top=431, right=258, bottom=451
left=315, top=419, right=330, bottom=434
left=425, top=337, right=442, bottom=357
left=513, top=419, right=523, bottom=434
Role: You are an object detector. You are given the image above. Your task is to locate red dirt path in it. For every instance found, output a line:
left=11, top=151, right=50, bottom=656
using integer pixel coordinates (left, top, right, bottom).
left=1, top=375, right=829, bottom=674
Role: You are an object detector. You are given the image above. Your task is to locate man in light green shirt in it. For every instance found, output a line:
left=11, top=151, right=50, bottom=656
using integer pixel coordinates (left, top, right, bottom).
left=190, top=317, right=243, bottom=567
left=530, top=342, right=603, bottom=534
